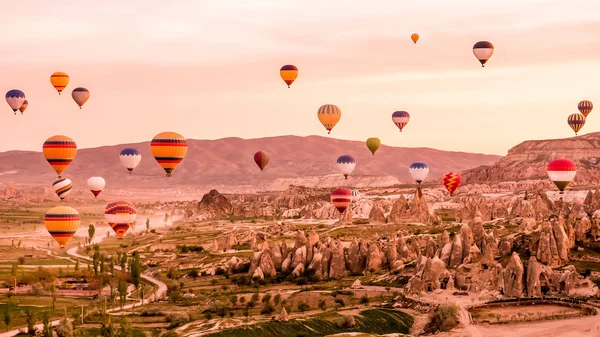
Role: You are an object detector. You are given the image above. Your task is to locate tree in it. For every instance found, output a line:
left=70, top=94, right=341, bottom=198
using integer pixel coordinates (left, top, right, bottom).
left=118, top=279, right=127, bottom=309
left=56, top=317, right=73, bottom=337
left=274, top=294, right=281, bottom=305
left=318, top=299, right=327, bottom=311
left=25, top=307, right=36, bottom=335
left=261, top=294, right=272, bottom=304
left=146, top=218, right=150, bottom=231
left=129, top=252, right=142, bottom=288
left=3, top=310, right=11, bottom=330
left=74, top=260, right=80, bottom=271
left=164, top=213, right=169, bottom=224
left=424, top=304, right=460, bottom=334
left=10, top=264, right=17, bottom=276
left=100, top=315, right=115, bottom=337
left=297, top=302, right=309, bottom=313
left=117, top=317, right=132, bottom=337
left=42, top=311, right=52, bottom=337
left=88, top=224, right=95, bottom=244
left=230, top=295, right=238, bottom=308
left=120, top=253, right=127, bottom=270
left=17, top=240, right=21, bottom=248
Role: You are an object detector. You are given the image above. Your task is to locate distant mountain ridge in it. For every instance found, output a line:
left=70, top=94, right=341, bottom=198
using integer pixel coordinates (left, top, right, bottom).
left=0, top=135, right=500, bottom=194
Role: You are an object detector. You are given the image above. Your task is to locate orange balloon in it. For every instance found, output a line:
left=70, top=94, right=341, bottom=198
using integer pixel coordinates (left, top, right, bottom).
left=411, top=34, right=419, bottom=44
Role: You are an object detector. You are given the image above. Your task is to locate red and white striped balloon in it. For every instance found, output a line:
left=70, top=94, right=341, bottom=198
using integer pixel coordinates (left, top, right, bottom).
left=330, top=187, right=353, bottom=214
left=547, top=159, right=576, bottom=194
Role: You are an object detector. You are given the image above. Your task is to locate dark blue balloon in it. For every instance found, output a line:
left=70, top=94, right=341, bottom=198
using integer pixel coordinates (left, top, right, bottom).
left=336, top=155, right=356, bottom=165
left=120, top=148, right=140, bottom=156
left=5, top=89, right=25, bottom=98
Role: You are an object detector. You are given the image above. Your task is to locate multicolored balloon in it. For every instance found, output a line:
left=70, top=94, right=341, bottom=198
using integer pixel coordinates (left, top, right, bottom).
left=50, top=72, right=69, bottom=94
left=547, top=158, right=576, bottom=194
left=411, top=33, right=419, bottom=44
left=578, top=100, right=593, bottom=118
left=336, top=155, right=356, bottom=179
left=351, top=189, right=360, bottom=199
left=119, top=148, right=142, bottom=174
left=44, top=206, right=80, bottom=248
left=280, top=65, right=298, bottom=88
left=366, top=138, right=381, bottom=155
left=52, top=178, right=72, bottom=201
left=5, top=89, right=25, bottom=115
left=317, top=104, right=341, bottom=134
left=568, top=113, right=585, bottom=135
left=18, top=100, right=28, bottom=115
left=150, top=132, right=188, bottom=177
left=392, top=111, right=410, bottom=132
left=330, top=188, right=353, bottom=214
left=72, top=87, right=90, bottom=109
left=442, top=172, right=461, bottom=195
left=43, top=135, right=77, bottom=178
left=473, top=41, right=494, bottom=67
left=87, top=177, right=105, bottom=198
left=104, top=201, right=137, bottom=239
left=254, top=151, right=270, bottom=171
left=409, top=162, right=429, bottom=185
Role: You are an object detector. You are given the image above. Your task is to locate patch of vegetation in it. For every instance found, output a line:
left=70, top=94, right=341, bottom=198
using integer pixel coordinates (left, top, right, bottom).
left=424, top=304, right=460, bottom=334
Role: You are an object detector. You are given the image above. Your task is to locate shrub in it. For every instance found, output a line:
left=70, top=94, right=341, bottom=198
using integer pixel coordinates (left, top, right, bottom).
left=360, top=294, right=369, bottom=304
left=140, top=308, right=165, bottom=317
left=424, top=304, right=460, bottom=333
left=260, top=304, right=275, bottom=315
left=166, top=313, right=190, bottom=329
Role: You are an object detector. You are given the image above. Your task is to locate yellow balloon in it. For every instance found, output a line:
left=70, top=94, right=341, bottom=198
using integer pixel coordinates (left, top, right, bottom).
left=317, top=104, right=341, bottom=134
left=366, top=138, right=381, bottom=155
left=50, top=72, right=70, bottom=95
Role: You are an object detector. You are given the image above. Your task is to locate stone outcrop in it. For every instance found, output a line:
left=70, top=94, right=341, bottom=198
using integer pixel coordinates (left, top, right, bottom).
left=502, top=252, right=524, bottom=298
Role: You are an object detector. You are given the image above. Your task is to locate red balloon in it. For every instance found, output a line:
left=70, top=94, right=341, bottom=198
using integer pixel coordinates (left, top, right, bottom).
left=254, top=151, right=270, bottom=171
left=330, top=187, right=353, bottom=214
left=442, top=172, right=462, bottom=195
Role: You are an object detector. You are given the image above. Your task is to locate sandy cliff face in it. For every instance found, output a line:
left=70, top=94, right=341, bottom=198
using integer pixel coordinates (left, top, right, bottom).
left=463, top=132, right=600, bottom=185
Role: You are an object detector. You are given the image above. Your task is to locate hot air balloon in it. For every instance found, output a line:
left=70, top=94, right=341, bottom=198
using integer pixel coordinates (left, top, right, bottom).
left=351, top=189, right=361, bottom=199
left=330, top=188, right=353, bottom=214
left=87, top=177, right=105, bottom=198
left=392, top=111, right=410, bottom=132
left=52, top=178, right=72, bottom=201
left=43, top=135, right=77, bottom=178
left=442, top=172, right=461, bottom=195
left=578, top=100, right=593, bottom=118
left=150, top=132, right=188, bottom=177
left=317, top=104, right=341, bottom=134
left=409, top=162, right=429, bottom=185
left=411, top=33, right=419, bottom=44
left=254, top=151, right=270, bottom=171
left=366, top=138, right=381, bottom=155
left=280, top=65, right=298, bottom=88
left=568, top=113, right=586, bottom=135
left=547, top=158, right=576, bottom=194
left=19, top=100, right=28, bottom=115
left=104, top=201, right=137, bottom=239
left=119, top=148, right=142, bottom=174
left=5, top=90, right=25, bottom=115
left=50, top=72, right=69, bottom=94
left=336, top=155, right=356, bottom=179
left=72, top=87, right=90, bottom=109
left=44, top=206, right=80, bottom=248
left=473, top=41, right=494, bottom=67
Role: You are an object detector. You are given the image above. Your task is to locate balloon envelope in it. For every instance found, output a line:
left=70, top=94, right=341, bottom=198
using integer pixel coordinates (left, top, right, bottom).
left=72, top=87, right=90, bottom=108
left=336, top=155, right=356, bottom=179
left=43, top=135, right=77, bottom=178
left=409, top=162, right=429, bottom=184
left=44, top=206, right=80, bottom=248
left=120, top=148, right=142, bottom=174
left=87, top=176, right=106, bottom=198
left=18, top=100, right=28, bottom=114
left=578, top=100, right=593, bottom=118
left=331, top=188, right=353, bottom=214
left=411, top=33, right=419, bottom=43
left=317, top=104, right=341, bottom=134
left=547, top=158, right=576, bottom=192
left=366, top=138, right=381, bottom=155
left=280, top=65, right=298, bottom=88
left=150, top=132, right=188, bottom=177
left=5, top=89, right=25, bottom=114
left=351, top=190, right=360, bottom=199
left=50, top=72, right=70, bottom=94
left=254, top=151, right=270, bottom=171
left=392, top=111, right=410, bottom=132
left=442, top=172, right=461, bottom=195
left=52, top=178, right=72, bottom=200
left=105, top=201, right=137, bottom=239
left=567, top=113, right=585, bottom=135
left=473, top=41, right=494, bottom=67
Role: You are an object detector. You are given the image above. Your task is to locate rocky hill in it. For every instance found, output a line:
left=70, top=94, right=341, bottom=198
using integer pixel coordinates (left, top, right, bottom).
left=463, top=132, right=600, bottom=185
left=0, top=135, right=499, bottom=195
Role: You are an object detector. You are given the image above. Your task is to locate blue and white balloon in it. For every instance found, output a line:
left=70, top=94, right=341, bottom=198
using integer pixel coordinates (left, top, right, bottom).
left=5, top=89, right=25, bottom=114
left=409, top=162, right=429, bottom=184
left=119, top=148, right=142, bottom=174
left=336, top=155, right=356, bottom=180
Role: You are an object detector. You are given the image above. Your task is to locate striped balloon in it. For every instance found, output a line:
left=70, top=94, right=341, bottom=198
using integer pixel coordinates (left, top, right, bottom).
left=409, top=162, right=429, bottom=185
left=351, top=189, right=360, bottom=199
left=50, top=72, right=69, bottom=94
left=547, top=159, right=576, bottom=193
left=18, top=100, right=28, bottom=115
left=119, top=148, right=142, bottom=174
left=366, top=138, right=381, bottom=155
left=254, top=151, right=270, bottom=171
left=52, top=178, right=72, bottom=200
left=567, top=113, right=586, bottom=135
left=72, top=87, right=90, bottom=109
left=578, top=100, right=593, bottom=118
left=280, top=65, right=298, bottom=88
left=473, top=41, right=494, bottom=67
left=87, top=176, right=105, bottom=198
left=44, top=206, right=80, bottom=248
left=392, top=111, right=410, bottom=132
left=317, top=104, right=341, bottom=134
left=150, top=132, right=188, bottom=177
left=5, top=89, right=25, bottom=114
left=330, top=188, right=353, bottom=214
left=105, top=201, right=137, bottom=239
left=336, top=155, right=356, bottom=179
left=442, top=172, right=462, bottom=196
left=43, top=135, right=77, bottom=178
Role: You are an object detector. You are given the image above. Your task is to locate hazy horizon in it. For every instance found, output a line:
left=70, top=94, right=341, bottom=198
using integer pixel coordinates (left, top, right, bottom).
left=1, top=0, right=599, bottom=155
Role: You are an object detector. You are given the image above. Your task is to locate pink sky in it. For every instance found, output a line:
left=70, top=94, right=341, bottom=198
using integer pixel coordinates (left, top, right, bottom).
left=1, top=0, right=600, bottom=155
